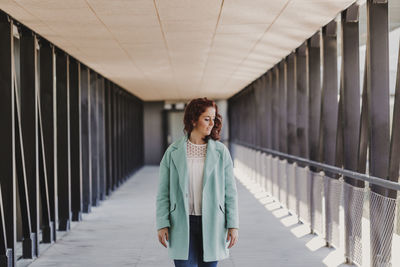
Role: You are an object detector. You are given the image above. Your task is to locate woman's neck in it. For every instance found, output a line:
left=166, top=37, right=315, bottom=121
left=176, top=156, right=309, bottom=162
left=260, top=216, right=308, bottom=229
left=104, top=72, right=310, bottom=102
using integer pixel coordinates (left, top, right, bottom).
left=189, top=131, right=207, bottom=145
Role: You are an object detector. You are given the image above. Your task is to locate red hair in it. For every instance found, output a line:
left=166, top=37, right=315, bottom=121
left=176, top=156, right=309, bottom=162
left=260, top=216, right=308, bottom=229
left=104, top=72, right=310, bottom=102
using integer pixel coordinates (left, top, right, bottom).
left=183, top=97, right=222, bottom=142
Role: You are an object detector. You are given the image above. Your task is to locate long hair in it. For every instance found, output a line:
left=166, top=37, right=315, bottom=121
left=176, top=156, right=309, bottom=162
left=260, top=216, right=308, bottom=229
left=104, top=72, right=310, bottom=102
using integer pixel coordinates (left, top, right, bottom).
left=183, top=97, right=222, bottom=142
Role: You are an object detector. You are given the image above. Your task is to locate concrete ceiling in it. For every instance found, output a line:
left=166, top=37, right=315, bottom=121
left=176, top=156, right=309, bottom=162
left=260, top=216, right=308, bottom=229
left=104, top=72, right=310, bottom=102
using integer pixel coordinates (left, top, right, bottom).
left=1, top=0, right=355, bottom=101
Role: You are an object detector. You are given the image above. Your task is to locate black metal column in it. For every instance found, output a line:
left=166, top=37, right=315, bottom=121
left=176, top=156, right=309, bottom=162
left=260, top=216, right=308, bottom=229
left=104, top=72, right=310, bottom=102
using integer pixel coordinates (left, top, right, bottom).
left=341, top=5, right=361, bottom=185
left=0, top=13, right=15, bottom=267
left=116, top=90, right=121, bottom=186
left=112, top=86, right=118, bottom=189
left=278, top=60, right=287, bottom=154
left=366, top=0, right=390, bottom=195
left=104, top=80, right=112, bottom=196
left=80, top=66, right=91, bottom=213
left=98, top=78, right=106, bottom=200
left=90, top=71, right=99, bottom=206
left=286, top=53, right=297, bottom=158
left=367, top=1, right=391, bottom=265
left=320, top=20, right=339, bottom=245
left=19, top=25, right=38, bottom=258
left=307, top=32, right=321, bottom=166
left=339, top=5, right=362, bottom=262
left=69, top=59, right=82, bottom=221
left=272, top=67, right=279, bottom=151
left=39, top=40, right=57, bottom=242
left=56, top=50, right=71, bottom=231
left=296, top=43, right=309, bottom=160
left=320, top=21, right=338, bottom=168
left=266, top=72, right=272, bottom=149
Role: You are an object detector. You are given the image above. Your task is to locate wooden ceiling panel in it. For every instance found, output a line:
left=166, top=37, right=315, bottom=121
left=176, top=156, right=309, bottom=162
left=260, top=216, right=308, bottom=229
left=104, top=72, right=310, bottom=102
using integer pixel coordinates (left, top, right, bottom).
left=1, top=0, right=356, bottom=101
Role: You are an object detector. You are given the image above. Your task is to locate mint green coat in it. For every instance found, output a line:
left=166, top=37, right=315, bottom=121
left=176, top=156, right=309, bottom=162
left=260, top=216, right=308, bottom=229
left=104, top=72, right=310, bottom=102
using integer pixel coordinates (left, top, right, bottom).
left=156, top=135, right=239, bottom=262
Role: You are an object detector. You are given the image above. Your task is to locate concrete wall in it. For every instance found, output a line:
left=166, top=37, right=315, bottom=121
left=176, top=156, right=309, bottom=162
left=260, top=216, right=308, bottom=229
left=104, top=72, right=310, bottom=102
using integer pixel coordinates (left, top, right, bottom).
left=143, top=101, right=164, bottom=165
left=167, top=110, right=185, bottom=145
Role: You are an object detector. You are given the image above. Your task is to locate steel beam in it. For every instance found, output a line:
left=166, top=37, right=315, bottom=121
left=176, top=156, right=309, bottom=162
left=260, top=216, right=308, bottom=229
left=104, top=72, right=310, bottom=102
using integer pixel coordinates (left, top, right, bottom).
left=278, top=60, right=287, bottom=154
left=320, top=20, right=338, bottom=169
left=0, top=13, right=15, bottom=267
left=320, top=20, right=339, bottom=246
left=286, top=53, right=297, bottom=159
left=296, top=43, right=309, bottom=160
left=104, top=80, right=112, bottom=196
left=70, top=59, right=82, bottom=221
left=258, top=75, right=267, bottom=149
left=367, top=1, right=391, bottom=265
left=307, top=32, right=321, bottom=168
left=56, top=49, right=71, bottom=231
left=366, top=0, right=390, bottom=195
left=80, top=65, right=91, bottom=213
left=90, top=71, right=99, bottom=206
left=39, top=39, right=57, bottom=242
left=340, top=6, right=363, bottom=262
left=341, top=5, right=362, bottom=186
left=19, top=25, right=38, bottom=258
left=14, top=25, right=34, bottom=259
left=98, top=78, right=106, bottom=200
left=272, top=67, right=279, bottom=151
left=266, top=72, right=272, bottom=149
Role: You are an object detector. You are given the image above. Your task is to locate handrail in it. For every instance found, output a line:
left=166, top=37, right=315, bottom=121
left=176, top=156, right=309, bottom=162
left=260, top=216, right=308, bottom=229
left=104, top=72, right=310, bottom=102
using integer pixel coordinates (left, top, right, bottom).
left=233, top=140, right=400, bottom=192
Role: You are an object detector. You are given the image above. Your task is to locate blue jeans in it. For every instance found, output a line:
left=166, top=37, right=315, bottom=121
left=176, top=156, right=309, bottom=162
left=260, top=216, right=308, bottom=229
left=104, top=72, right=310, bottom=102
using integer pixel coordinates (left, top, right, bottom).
left=174, top=215, right=218, bottom=267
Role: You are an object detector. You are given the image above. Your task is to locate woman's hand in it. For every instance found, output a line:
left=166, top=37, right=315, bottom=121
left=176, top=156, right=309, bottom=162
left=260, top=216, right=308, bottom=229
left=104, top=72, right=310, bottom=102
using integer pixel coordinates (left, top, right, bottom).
left=157, top=227, right=169, bottom=248
left=226, top=228, right=238, bottom=248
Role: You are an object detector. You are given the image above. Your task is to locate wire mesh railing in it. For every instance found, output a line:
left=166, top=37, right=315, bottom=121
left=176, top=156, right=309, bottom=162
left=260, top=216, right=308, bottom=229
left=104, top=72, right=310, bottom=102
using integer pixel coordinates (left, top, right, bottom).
left=232, top=142, right=400, bottom=267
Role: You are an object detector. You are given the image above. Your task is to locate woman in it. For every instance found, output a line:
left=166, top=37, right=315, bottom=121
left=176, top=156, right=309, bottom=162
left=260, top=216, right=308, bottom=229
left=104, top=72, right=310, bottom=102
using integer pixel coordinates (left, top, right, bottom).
left=156, top=97, right=239, bottom=267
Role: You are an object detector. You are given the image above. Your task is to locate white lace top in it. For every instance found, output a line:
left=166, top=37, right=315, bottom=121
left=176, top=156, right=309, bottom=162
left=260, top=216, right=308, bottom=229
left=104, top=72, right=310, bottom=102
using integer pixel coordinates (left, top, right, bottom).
left=186, top=139, right=207, bottom=216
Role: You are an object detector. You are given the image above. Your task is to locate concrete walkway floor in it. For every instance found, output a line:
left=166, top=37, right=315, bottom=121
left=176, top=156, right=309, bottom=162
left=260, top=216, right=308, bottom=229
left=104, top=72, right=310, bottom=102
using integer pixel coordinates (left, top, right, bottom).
left=26, top=166, right=348, bottom=267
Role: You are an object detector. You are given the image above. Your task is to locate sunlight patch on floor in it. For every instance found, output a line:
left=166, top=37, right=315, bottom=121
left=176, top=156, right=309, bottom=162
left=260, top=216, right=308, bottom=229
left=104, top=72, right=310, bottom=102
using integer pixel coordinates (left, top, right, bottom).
left=234, top=166, right=349, bottom=267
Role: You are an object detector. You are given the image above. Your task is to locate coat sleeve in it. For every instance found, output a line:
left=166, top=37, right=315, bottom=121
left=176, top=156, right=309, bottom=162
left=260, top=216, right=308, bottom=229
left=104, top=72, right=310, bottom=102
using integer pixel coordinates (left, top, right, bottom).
left=156, top=150, right=171, bottom=230
left=223, top=145, right=239, bottom=229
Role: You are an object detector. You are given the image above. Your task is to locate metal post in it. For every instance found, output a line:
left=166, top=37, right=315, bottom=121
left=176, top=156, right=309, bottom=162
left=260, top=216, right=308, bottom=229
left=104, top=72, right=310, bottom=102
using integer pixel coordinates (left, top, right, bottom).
left=39, top=40, right=57, bottom=242
left=341, top=4, right=361, bottom=185
left=80, top=65, right=91, bottom=213
left=90, top=71, right=99, bottom=206
left=20, top=25, right=38, bottom=258
left=366, top=0, right=390, bottom=195
left=98, top=78, right=106, bottom=200
left=272, top=66, right=279, bottom=151
left=104, top=80, right=112, bottom=196
left=279, top=60, right=287, bottom=154
left=266, top=72, right=272, bottom=149
left=56, top=49, right=71, bottom=231
left=307, top=32, right=321, bottom=168
left=320, top=20, right=338, bottom=169
left=367, top=1, right=391, bottom=265
left=340, top=6, right=362, bottom=262
left=296, top=43, right=309, bottom=160
left=287, top=53, right=297, bottom=159
left=70, top=59, right=82, bottom=221
left=15, top=25, right=34, bottom=259
left=0, top=12, right=15, bottom=267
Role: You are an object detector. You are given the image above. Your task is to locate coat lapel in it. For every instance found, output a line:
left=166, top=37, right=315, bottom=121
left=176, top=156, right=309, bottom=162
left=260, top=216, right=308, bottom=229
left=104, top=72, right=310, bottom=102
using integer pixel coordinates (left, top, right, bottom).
left=202, top=137, right=219, bottom=189
left=171, top=135, right=188, bottom=196
left=171, top=135, right=220, bottom=196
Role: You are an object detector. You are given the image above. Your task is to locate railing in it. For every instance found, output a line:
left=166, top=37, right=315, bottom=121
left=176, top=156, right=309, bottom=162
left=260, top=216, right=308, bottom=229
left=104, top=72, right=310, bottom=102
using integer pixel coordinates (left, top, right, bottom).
left=232, top=141, right=400, bottom=267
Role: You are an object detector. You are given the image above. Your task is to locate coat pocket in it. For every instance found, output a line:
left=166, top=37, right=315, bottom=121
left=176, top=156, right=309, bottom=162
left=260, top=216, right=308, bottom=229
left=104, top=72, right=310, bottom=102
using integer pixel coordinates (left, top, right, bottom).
left=219, top=203, right=225, bottom=214
left=169, top=203, right=176, bottom=213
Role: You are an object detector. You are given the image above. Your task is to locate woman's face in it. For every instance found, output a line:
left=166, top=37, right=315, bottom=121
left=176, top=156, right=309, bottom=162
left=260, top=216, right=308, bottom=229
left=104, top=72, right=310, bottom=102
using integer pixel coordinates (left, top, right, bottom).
left=193, top=107, right=216, bottom=137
